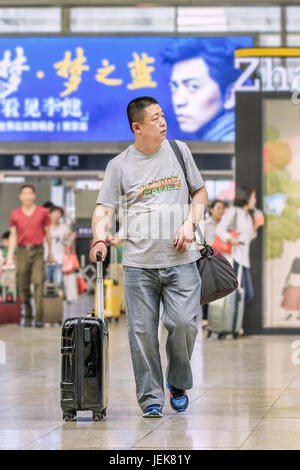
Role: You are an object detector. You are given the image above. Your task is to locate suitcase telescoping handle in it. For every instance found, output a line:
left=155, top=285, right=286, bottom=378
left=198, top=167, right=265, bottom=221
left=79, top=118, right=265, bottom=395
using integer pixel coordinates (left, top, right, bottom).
left=96, top=252, right=105, bottom=322
left=232, top=241, right=245, bottom=335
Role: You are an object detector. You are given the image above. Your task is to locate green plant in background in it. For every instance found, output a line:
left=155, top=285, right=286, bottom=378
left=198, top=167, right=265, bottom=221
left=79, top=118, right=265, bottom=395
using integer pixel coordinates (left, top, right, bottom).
left=264, top=137, right=300, bottom=260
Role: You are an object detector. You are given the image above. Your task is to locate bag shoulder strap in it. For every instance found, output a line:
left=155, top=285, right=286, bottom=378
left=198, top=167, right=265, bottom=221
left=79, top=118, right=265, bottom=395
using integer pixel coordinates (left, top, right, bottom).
left=169, top=140, right=206, bottom=245
left=169, top=140, right=187, bottom=179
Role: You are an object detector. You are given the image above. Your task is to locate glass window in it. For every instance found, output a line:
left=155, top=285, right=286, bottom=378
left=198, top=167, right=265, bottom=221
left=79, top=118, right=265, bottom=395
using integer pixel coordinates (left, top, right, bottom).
left=71, top=7, right=175, bottom=32
left=287, top=34, right=300, bottom=46
left=286, top=36, right=300, bottom=75
left=205, top=179, right=234, bottom=202
left=177, top=7, right=281, bottom=33
left=286, top=7, right=300, bottom=32
left=286, top=57, right=300, bottom=87
left=0, top=8, right=61, bottom=33
left=259, top=35, right=281, bottom=47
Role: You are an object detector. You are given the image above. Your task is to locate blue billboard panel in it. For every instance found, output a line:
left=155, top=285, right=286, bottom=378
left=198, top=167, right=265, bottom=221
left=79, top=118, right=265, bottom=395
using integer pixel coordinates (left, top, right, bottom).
left=0, top=36, right=253, bottom=142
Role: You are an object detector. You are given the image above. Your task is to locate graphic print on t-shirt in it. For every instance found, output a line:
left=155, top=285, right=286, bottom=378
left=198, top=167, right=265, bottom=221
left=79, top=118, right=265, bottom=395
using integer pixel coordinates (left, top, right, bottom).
left=138, top=175, right=181, bottom=198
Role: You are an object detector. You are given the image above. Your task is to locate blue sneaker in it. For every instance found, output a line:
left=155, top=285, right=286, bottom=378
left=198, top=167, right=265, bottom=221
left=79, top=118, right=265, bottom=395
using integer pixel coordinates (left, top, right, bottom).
left=142, top=404, right=163, bottom=418
left=167, top=383, right=189, bottom=412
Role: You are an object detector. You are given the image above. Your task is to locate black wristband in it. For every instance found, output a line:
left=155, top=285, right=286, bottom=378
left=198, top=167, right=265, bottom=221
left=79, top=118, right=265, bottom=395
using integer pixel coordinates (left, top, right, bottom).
left=185, top=218, right=196, bottom=231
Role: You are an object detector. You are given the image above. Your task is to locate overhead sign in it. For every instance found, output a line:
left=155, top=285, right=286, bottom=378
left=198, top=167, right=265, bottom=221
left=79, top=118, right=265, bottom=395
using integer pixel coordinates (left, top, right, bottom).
left=234, top=47, right=300, bottom=93
left=0, top=152, right=233, bottom=172
left=0, top=36, right=253, bottom=142
left=0, top=154, right=83, bottom=171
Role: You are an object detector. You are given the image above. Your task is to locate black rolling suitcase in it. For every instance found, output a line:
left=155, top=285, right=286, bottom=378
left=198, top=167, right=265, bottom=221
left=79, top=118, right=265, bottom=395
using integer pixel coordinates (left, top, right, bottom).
left=60, top=253, right=109, bottom=422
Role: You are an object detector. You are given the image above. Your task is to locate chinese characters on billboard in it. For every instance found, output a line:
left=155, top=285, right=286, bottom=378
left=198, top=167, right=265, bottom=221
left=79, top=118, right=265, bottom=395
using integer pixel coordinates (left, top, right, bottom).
left=0, top=36, right=253, bottom=142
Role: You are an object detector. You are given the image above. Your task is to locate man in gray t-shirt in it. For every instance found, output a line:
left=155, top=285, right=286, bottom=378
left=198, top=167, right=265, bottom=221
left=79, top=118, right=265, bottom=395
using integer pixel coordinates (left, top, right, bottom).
left=90, top=96, right=208, bottom=418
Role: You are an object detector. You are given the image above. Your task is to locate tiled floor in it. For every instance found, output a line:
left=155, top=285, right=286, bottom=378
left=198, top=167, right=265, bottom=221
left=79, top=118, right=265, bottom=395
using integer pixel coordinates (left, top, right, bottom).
left=1, top=297, right=300, bottom=450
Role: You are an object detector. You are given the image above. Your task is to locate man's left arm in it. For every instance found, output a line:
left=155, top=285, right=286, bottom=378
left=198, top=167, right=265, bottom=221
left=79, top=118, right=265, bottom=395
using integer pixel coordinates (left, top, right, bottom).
left=174, top=186, right=208, bottom=253
left=174, top=141, right=208, bottom=253
left=187, top=185, right=208, bottom=228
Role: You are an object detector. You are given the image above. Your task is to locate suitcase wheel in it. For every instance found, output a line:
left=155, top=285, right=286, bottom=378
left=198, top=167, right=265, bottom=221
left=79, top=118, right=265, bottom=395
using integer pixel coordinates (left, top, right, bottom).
left=206, top=330, right=212, bottom=338
left=233, top=333, right=239, bottom=340
left=218, top=333, right=226, bottom=340
left=63, top=411, right=76, bottom=422
left=115, top=317, right=119, bottom=323
left=93, top=412, right=102, bottom=422
left=93, top=409, right=106, bottom=421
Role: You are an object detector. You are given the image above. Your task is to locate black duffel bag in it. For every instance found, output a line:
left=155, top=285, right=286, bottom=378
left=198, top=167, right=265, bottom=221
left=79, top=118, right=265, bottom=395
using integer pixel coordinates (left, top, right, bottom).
left=197, top=242, right=239, bottom=305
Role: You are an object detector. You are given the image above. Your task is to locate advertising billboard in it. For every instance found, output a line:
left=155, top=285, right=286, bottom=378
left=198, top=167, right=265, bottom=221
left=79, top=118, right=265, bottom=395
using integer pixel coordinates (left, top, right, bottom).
left=0, top=36, right=253, bottom=142
left=264, top=98, right=300, bottom=328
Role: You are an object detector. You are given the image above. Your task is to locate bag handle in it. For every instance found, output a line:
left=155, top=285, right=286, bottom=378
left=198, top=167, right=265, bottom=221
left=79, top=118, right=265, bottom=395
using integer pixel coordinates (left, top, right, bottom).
left=169, top=140, right=206, bottom=246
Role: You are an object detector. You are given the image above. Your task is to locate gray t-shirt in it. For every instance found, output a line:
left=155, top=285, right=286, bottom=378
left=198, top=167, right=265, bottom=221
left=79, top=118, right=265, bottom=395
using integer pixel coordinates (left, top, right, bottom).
left=96, top=139, right=205, bottom=268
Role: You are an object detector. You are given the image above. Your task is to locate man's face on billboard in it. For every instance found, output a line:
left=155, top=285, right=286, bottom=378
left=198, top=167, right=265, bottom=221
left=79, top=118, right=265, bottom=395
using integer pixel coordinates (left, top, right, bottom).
left=170, top=57, right=223, bottom=133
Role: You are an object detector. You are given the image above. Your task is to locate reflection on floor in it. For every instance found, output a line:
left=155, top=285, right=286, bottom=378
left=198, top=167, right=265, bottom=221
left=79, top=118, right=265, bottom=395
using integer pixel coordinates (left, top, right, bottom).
left=1, top=295, right=300, bottom=450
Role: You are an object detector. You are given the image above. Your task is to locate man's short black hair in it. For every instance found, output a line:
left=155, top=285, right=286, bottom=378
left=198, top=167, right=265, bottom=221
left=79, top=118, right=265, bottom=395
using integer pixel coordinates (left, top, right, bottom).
left=19, top=184, right=36, bottom=194
left=1, top=231, right=10, bottom=240
left=43, top=201, right=54, bottom=209
left=127, top=96, right=158, bottom=132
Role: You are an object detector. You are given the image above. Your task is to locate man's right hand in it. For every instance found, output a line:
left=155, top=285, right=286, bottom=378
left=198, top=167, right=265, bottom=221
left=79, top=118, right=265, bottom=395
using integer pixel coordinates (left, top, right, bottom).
left=6, top=257, right=15, bottom=267
left=89, top=243, right=108, bottom=264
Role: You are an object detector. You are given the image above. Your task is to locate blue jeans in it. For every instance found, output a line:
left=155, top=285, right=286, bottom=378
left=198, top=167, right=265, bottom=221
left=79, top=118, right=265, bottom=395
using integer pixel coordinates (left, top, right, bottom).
left=123, top=262, right=201, bottom=410
left=46, top=263, right=63, bottom=285
left=234, top=262, right=254, bottom=303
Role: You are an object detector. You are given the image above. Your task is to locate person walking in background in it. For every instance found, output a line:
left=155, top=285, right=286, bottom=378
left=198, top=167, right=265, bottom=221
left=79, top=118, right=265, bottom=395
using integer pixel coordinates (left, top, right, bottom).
left=201, top=200, right=226, bottom=329
left=204, top=200, right=226, bottom=245
left=6, top=185, right=54, bottom=328
left=216, top=185, right=261, bottom=306
left=45, top=206, right=72, bottom=286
